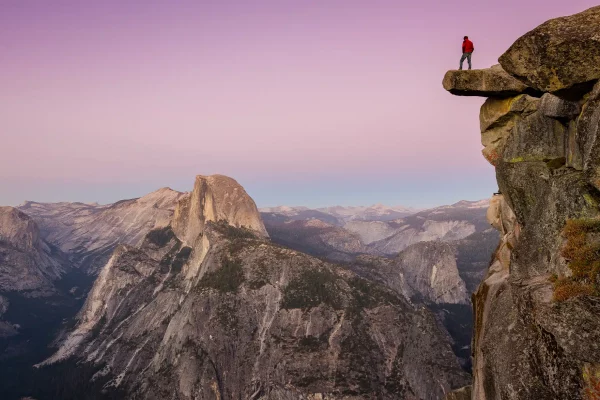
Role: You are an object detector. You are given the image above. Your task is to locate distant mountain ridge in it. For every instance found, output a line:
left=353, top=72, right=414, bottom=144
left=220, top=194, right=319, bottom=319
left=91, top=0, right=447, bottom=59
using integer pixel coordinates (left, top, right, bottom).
left=3, top=182, right=494, bottom=397
left=18, top=187, right=186, bottom=274
left=260, top=199, right=497, bottom=371
left=260, top=203, right=419, bottom=224
left=0, top=206, right=66, bottom=296
left=261, top=199, right=491, bottom=258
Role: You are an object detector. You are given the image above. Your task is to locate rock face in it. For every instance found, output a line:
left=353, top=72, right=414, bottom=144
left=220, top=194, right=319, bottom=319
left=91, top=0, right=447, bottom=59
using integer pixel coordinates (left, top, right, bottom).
left=349, top=230, right=498, bottom=370
left=0, top=206, right=72, bottom=350
left=19, top=187, right=185, bottom=274
left=352, top=240, right=471, bottom=307
left=445, top=7, right=600, bottom=400
left=442, top=65, right=538, bottom=97
left=499, top=6, right=600, bottom=96
left=172, top=175, right=268, bottom=246
left=43, top=175, right=469, bottom=399
left=0, top=206, right=65, bottom=295
left=395, top=242, right=469, bottom=305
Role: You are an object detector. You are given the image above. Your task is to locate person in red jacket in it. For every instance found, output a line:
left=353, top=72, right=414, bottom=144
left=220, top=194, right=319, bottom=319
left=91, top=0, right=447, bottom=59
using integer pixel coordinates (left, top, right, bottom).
left=460, top=36, right=474, bottom=70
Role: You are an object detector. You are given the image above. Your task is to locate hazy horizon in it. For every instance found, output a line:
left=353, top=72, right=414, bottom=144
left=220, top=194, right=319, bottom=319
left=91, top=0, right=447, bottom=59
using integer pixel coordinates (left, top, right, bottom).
left=16, top=180, right=490, bottom=211
left=3, top=1, right=598, bottom=208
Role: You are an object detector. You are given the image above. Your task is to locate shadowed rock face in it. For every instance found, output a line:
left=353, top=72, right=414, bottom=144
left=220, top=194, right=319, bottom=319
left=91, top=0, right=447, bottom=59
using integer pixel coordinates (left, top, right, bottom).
left=0, top=295, right=17, bottom=338
left=260, top=215, right=370, bottom=263
left=499, top=6, right=600, bottom=96
left=0, top=207, right=71, bottom=347
left=42, top=175, right=469, bottom=399
left=396, top=241, right=469, bottom=305
left=351, top=240, right=472, bottom=307
left=445, top=6, right=600, bottom=400
left=0, top=207, right=65, bottom=295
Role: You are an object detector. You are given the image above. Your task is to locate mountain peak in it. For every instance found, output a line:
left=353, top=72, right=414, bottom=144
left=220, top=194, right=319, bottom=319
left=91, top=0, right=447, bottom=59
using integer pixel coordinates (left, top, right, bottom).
left=135, top=186, right=184, bottom=208
left=172, top=174, right=268, bottom=246
left=0, top=206, right=40, bottom=252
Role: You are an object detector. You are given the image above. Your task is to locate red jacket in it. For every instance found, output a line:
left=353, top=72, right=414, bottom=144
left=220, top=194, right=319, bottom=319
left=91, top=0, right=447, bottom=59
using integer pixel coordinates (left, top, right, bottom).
left=462, top=39, right=474, bottom=53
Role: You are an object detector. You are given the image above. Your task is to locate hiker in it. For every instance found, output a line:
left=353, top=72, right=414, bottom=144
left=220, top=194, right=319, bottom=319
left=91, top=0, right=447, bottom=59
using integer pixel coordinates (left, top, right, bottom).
left=460, top=36, right=474, bottom=70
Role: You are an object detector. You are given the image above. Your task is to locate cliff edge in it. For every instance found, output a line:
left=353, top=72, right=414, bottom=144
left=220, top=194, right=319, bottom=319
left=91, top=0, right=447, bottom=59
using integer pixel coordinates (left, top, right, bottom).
left=444, top=6, right=600, bottom=400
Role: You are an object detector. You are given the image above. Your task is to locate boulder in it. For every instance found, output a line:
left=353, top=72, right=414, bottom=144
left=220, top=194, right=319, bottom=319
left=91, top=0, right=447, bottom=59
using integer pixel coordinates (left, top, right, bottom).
left=538, top=93, right=581, bottom=119
left=499, top=6, right=600, bottom=96
left=443, top=65, right=537, bottom=97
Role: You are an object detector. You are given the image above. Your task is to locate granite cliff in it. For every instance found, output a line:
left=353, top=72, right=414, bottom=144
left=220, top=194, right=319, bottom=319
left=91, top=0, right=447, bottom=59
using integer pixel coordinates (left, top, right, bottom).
left=0, top=206, right=66, bottom=296
left=444, top=6, right=600, bottom=400
left=19, top=187, right=185, bottom=274
left=39, top=175, right=468, bottom=399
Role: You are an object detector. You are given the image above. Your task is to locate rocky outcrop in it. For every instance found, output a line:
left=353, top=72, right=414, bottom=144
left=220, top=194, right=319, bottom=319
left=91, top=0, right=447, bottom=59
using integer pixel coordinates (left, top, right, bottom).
left=499, top=6, right=600, bottom=96
left=443, top=65, right=538, bottom=97
left=353, top=240, right=470, bottom=307
left=396, top=242, right=469, bottom=305
left=19, top=187, right=185, bottom=274
left=43, top=175, right=469, bottom=399
left=0, top=207, right=65, bottom=295
left=349, top=229, right=498, bottom=303
left=0, top=206, right=72, bottom=351
left=172, top=175, right=267, bottom=246
left=351, top=231, right=497, bottom=370
left=445, top=6, right=600, bottom=400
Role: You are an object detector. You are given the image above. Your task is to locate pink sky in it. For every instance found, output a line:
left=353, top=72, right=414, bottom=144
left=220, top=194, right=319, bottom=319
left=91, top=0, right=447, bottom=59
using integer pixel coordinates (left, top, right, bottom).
left=1, top=0, right=598, bottom=207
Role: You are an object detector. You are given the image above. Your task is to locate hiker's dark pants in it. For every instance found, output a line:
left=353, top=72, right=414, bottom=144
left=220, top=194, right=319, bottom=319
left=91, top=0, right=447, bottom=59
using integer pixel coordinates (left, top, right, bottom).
left=460, top=52, right=472, bottom=70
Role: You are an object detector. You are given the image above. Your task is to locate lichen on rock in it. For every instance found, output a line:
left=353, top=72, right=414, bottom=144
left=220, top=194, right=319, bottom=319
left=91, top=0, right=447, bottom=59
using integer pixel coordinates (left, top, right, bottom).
left=499, top=6, right=600, bottom=96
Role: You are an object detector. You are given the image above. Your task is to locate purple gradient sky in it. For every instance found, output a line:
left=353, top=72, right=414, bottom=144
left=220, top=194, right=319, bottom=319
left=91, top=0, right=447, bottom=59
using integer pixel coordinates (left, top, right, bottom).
left=1, top=1, right=597, bottom=208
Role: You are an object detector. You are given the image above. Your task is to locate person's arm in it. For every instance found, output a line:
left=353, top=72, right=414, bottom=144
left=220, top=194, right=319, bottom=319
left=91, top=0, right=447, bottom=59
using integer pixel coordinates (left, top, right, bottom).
left=462, top=43, right=466, bottom=52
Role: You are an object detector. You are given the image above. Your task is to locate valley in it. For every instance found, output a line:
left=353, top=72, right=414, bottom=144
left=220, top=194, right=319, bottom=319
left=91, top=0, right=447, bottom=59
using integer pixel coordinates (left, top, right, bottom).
left=0, top=176, right=495, bottom=399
